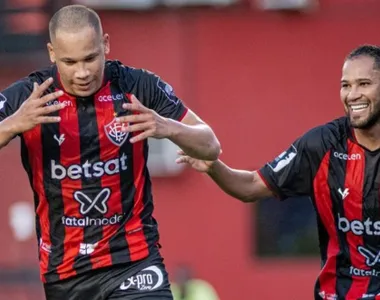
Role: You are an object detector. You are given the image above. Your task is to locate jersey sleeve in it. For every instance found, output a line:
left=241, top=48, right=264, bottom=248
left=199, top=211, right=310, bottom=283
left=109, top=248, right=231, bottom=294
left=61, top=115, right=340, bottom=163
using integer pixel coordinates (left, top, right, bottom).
left=258, top=126, right=327, bottom=200
left=0, top=79, right=32, bottom=122
left=141, top=70, right=188, bottom=121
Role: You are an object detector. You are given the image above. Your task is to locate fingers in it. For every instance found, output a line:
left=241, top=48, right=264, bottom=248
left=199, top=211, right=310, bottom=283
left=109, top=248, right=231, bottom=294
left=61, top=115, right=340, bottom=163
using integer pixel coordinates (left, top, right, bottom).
left=116, top=113, right=152, bottom=124
left=175, top=155, right=191, bottom=164
left=122, top=122, right=152, bottom=133
left=38, top=90, right=64, bottom=106
left=31, top=77, right=54, bottom=98
left=177, top=149, right=186, bottom=156
left=37, top=103, right=65, bottom=115
left=129, top=130, right=153, bottom=143
left=36, top=116, right=61, bottom=124
left=122, top=94, right=149, bottom=113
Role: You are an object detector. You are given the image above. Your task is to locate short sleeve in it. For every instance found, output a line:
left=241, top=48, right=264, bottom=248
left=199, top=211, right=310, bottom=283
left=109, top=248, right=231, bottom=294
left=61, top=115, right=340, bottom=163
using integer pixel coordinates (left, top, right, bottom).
left=258, top=126, right=328, bottom=200
left=142, top=71, right=188, bottom=121
left=0, top=80, right=32, bottom=122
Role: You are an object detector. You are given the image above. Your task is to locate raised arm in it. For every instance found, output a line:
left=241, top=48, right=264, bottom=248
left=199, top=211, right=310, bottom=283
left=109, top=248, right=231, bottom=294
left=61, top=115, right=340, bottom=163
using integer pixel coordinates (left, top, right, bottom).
left=0, top=77, right=65, bottom=150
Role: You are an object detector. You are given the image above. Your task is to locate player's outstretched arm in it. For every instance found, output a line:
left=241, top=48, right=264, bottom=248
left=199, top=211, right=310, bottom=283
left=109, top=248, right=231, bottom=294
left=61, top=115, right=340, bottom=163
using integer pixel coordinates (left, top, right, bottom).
left=0, top=78, right=64, bottom=150
left=176, top=150, right=273, bottom=203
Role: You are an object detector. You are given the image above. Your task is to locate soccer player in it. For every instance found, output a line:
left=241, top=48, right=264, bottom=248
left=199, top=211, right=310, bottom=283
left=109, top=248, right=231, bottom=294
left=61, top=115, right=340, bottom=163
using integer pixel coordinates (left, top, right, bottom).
left=176, top=44, right=380, bottom=299
left=0, top=5, right=220, bottom=300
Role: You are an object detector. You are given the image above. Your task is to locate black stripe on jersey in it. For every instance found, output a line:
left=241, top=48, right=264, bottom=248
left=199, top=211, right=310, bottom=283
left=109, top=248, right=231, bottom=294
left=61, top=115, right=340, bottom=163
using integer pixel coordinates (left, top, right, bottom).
left=312, top=210, right=330, bottom=299
left=73, top=97, right=103, bottom=272
left=108, top=81, right=132, bottom=263
left=20, top=137, right=42, bottom=259
left=140, top=143, right=158, bottom=253
left=120, top=81, right=157, bottom=256
left=363, top=150, right=380, bottom=295
left=327, top=140, right=353, bottom=297
left=41, top=121, right=64, bottom=282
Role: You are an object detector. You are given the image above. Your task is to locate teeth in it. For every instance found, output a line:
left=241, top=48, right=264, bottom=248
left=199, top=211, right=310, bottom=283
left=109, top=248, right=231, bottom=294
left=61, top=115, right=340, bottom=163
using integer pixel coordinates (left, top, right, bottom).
left=350, top=104, right=368, bottom=111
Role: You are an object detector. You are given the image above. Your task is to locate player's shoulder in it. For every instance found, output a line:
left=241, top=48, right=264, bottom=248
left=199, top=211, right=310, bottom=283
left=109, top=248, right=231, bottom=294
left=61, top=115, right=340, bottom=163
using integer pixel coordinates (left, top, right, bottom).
left=2, top=65, right=55, bottom=97
left=0, top=65, right=55, bottom=114
left=106, top=60, right=157, bottom=83
left=1, top=77, right=33, bottom=106
left=298, top=117, right=349, bottom=152
left=304, top=117, right=349, bottom=141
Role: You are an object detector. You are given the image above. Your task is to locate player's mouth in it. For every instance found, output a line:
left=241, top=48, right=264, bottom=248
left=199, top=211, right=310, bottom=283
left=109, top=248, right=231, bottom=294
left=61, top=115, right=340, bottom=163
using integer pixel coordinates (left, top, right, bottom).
left=349, top=103, right=369, bottom=114
left=76, top=81, right=92, bottom=91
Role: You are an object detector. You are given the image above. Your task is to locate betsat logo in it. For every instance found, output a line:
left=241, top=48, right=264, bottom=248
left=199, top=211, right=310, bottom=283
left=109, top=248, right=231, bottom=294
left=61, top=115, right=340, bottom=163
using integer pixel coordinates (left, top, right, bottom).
left=51, top=153, right=128, bottom=180
left=338, top=214, right=380, bottom=236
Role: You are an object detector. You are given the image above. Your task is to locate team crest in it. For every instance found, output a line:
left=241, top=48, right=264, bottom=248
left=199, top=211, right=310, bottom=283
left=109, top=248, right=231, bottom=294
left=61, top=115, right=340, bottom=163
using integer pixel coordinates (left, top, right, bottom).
left=104, top=118, right=129, bottom=147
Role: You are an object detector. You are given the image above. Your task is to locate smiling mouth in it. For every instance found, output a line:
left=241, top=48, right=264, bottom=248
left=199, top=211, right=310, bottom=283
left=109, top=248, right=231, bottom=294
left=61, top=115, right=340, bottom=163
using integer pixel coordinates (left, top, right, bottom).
left=350, top=103, right=369, bottom=112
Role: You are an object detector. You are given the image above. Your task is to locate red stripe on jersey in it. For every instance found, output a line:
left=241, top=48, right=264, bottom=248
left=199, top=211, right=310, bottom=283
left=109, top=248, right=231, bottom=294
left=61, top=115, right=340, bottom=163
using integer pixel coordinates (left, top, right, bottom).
left=125, top=93, right=149, bottom=260
left=56, top=94, right=83, bottom=280
left=23, top=126, right=50, bottom=283
left=343, top=140, right=368, bottom=299
left=178, top=107, right=189, bottom=122
left=92, top=83, right=121, bottom=268
left=314, top=151, right=340, bottom=296
left=256, top=170, right=281, bottom=199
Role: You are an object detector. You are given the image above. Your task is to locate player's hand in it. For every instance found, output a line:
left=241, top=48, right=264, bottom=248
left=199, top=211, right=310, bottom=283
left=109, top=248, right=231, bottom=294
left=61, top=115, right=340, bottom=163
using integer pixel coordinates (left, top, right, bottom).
left=116, top=94, right=170, bottom=143
left=175, top=149, right=216, bottom=173
left=10, top=77, right=64, bottom=134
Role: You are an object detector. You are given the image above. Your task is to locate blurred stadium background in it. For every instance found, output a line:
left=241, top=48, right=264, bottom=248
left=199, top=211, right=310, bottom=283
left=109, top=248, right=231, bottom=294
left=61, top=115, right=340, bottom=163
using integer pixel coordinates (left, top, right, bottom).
left=0, top=0, right=377, bottom=299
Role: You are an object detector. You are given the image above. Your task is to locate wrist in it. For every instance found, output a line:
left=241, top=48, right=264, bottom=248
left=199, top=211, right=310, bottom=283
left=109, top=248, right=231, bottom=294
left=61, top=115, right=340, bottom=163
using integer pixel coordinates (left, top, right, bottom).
left=2, top=115, right=20, bottom=136
left=165, top=117, right=180, bottom=140
left=206, top=159, right=220, bottom=175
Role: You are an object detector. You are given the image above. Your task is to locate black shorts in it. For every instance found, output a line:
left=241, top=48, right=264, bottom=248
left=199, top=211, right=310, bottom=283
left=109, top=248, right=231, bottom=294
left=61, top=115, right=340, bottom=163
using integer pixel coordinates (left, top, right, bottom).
left=43, top=249, right=173, bottom=300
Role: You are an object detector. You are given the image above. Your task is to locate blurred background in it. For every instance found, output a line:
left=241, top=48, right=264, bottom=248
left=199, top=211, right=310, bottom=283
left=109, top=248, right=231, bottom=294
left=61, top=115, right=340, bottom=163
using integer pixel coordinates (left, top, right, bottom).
left=0, top=0, right=377, bottom=299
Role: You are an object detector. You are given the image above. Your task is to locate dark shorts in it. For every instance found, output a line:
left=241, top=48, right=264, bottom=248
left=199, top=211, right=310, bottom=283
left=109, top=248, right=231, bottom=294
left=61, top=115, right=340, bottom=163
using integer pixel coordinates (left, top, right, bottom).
left=44, top=249, right=173, bottom=300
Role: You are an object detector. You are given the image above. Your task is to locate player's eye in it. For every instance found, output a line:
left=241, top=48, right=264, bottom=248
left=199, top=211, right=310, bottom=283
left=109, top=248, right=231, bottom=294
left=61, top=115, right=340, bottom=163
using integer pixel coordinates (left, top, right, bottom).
left=64, top=61, right=76, bottom=66
left=85, top=56, right=97, bottom=63
left=359, top=82, right=370, bottom=87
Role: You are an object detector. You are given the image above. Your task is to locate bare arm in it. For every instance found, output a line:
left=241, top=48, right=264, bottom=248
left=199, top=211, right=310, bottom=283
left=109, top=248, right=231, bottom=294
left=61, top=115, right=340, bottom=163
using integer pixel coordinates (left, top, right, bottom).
left=167, top=109, right=221, bottom=161
left=176, top=153, right=274, bottom=203
left=0, top=117, right=18, bottom=149
left=206, top=160, right=274, bottom=202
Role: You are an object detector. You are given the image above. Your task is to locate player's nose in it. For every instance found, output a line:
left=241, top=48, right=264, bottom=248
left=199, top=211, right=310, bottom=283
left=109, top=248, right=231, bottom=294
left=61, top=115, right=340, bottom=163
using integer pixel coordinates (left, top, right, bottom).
left=346, top=87, right=362, bottom=102
left=75, top=64, right=90, bottom=80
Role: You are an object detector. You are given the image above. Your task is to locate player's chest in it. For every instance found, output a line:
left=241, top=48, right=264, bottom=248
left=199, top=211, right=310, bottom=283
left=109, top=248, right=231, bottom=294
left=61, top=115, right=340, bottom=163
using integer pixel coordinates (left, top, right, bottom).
left=23, top=91, right=132, bottom=158
left=316, top=147, right=380, bottom=225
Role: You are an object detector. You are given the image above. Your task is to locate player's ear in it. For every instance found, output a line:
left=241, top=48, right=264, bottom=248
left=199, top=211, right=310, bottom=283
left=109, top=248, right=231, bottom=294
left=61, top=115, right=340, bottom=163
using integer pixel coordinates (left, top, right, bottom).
left=47, top=43, right=56, bottom=64
left=103, top=34, right=110, bottom=55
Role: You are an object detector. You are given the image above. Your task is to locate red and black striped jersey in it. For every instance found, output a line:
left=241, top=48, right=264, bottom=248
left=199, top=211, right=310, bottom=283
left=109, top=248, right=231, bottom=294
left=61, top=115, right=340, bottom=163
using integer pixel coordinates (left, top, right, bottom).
left=259, top=117, right=380, bottom=300
left=0, top=60, right=188, bottom=283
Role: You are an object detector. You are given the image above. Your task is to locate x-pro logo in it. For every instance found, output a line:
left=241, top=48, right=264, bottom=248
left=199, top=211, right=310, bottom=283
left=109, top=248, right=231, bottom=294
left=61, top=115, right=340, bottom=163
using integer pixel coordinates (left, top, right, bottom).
left=73, top=188, right=111, bottom=215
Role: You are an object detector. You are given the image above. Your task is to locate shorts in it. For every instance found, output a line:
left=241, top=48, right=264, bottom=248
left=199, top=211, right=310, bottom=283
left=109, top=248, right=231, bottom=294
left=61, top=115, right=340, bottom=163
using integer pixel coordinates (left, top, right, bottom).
left=43, top=248, right=173, bottom=300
